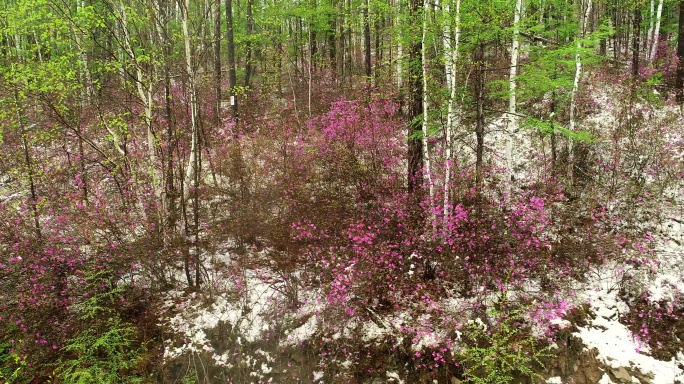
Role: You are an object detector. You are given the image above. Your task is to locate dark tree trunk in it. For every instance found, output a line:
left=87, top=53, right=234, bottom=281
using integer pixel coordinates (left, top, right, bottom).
left=632, top=7, right=641, bottom=79
left=328, top=17, right=336, bottom=72
left=299, top=18, right=304, bottom=71
left=160, top=0, right=177, bottom=230
left=13, top=89, right=41, bottom=238
left=612, top=4, right=620, bottom=64
left=310, top=0, right=317, bottom=70
left=364, top=0, right=372, bottom=79
left=345, top=0, right=352, bottom=77
left=407, top=0, right=423, bottom=195
left=337, top=6, right=345, bottom=78
left=374, top=12, right=381, bottom=82
left=214, top=0, right=222, bottom=122
left=474, top=45, right=485, bottom=187
left=677, top=0, right=684, bottom=102
left=550, top=91, right=557, bottom=169
left=226, top=0, right=238, bottom=119
left=245, top=0, right=254, bottom=87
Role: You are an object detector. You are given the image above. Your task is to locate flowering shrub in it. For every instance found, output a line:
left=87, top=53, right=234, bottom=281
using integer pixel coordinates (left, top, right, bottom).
left=199, top=94, right=652, bottom=381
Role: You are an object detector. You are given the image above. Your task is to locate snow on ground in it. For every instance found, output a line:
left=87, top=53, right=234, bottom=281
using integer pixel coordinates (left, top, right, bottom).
left=160, top=98, right=684, bottom=381
left=572, top=206, right=684, bottom=384
left=160, top=199, right=684, bottom=382
left=163, top=266, right=285, bottom=364
left=574, top=269, right=683, bottom=383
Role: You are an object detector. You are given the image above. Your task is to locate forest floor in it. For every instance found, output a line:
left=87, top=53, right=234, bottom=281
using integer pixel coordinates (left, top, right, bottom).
left=158, top=99, right=684, bottom=384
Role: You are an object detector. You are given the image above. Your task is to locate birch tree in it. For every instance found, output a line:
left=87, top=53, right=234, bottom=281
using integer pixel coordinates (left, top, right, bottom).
left=180, top=0, right=203, bottom=287
left=507, top=0, right=523, bottom=183
left=407, top=0, right=424, bottom=196
left=569, top=0, right=592, bottom=181
left=443, top=0, right=461, bottom=230
left=422, top=0, right=435, bottom=232
left=117, top=0, right=160, bottom=203
left=648, top=0, right=664, bottom=62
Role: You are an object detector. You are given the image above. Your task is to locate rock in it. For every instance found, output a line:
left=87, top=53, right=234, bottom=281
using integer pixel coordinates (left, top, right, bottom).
left=611, top=367, right=633, bottom=383
left=632, top=369, right=655, bottom=384
left=451, top=377, right=462, bottom=384
left=573, top=350, right=603, bottom=384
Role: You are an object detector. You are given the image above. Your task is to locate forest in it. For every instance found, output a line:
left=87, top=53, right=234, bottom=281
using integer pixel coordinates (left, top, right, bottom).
left=1, top=0, right=683, bottom=382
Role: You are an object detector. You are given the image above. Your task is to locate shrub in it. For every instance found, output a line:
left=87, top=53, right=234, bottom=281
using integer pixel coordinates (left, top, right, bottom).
left=460, top=291, right=551, bottom=384
left=54, top=270, right=150, bottom=384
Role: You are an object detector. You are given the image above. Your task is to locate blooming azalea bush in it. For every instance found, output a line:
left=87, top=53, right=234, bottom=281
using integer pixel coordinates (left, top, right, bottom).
left=193, top=93, right=656, bottom=381
left=1, top=69, right=680, bottom=382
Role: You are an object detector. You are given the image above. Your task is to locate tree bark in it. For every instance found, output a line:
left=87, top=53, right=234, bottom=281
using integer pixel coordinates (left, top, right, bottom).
left=395, top=0, right=403, bottom=91
left=214, top=0, right=222, bottom=123
left=226, top=0, right=238, bottom=119
left=364, top=0, right=372, bottom=80
left=407, top=0, right=423, bottom=195
left=245, top=0, right=254, bottom=87
left=677, top=0, right=684, bottom=102
left=309, top=0, right=317, bottom=71
left=507, top=0, right=523, bottom=183
left=181, top=0, right=203, bottom=288
left=632, top=6, right=640, bottom=79
left=474, top=44, right=485, bottom=187
left=649, top=0, right=663, bottom=62
left=421, top=0, right=435, bottom=233
left=646, top=0, right=654, bottom=58
left=569, top=0, right=592, bottom=181
left=443, top=0, right=460, bottom=232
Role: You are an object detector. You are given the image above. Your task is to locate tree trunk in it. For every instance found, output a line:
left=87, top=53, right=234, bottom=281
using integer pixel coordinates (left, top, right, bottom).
left=364, top=0, right=372, bottom=80
left=421, top=0, right=435, bottom=233
left=14, top=93, right=41, bottom=238
left=649, top=0, right=664, bottom=62
left=395, top=0, right=403, bottom=91
left=474, top=44, right=485, bottom=187
left=309, top=0, right=317, bottom=71
left=632, top=6, right=641, bottom=79
left=214, top=0, right=222, bottom=123
left=407, top=0, right=423, bottom=195
left=550, top=90, right=557, bottom=169
left=181, top=0, right=202, bottom=287
left=646, top=0, right=654, bottom=57
left=569, top=0, right=592, bottom=182
left=443, top=0, right=460, bottom=233
left=507, top=0, right=523, bottom=183
left=245, top=0, right=254, bottom=87
left=226, top=0, right=238, bottom=119
left=119, top=0, right=160, bottom=204
left=328, top=15, right=336, bottom=73
left=337, top=3, right=345, bottom=79
left=677, top=0, right=684, bottom=102
left=154, top=0, right=178, bottom=230
left=374, top=10, right=381, bottom=83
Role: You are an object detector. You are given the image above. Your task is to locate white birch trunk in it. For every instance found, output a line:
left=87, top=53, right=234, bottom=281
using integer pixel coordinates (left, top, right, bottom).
left=422, top=0, right=435, bottom=233
left=507, top=0, right=523, bottom=184
left=569, top=0, right=592, bottom=180
left=119, top=1, right=159, bottom=198
left=443, top=0, right=460, bottom=232
left=649, top=0, right=664, bottom=62
left=182, top=0, right=200, bottom=201
left=646, top=0, right=654, bottom=57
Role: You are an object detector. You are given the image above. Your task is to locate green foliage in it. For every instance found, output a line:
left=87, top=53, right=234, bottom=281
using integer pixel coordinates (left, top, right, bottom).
left=0, top=341, right=28, bottom=383
left=54, top=270, right=149, bottom=384
left=523, top=116, right=596, bottom=143
left=57, top=322, right=146, bottom=384
left=460, top=289, right=551, bottom=384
